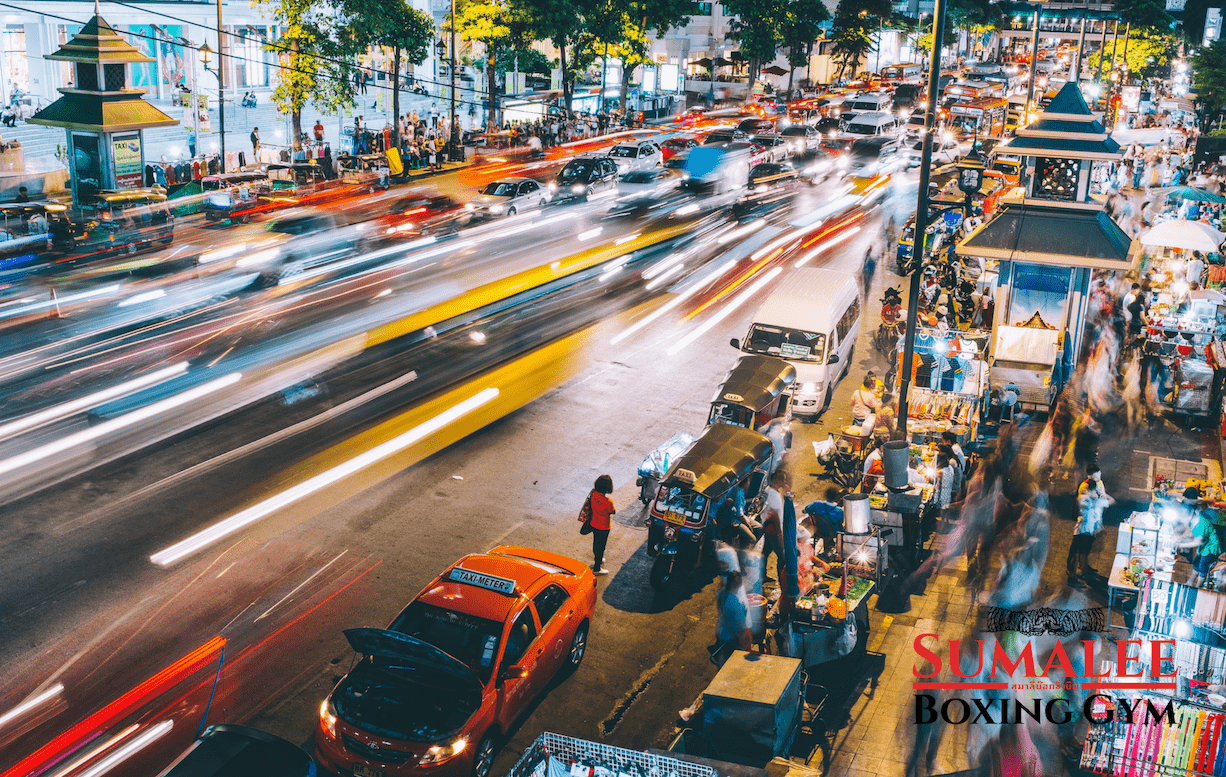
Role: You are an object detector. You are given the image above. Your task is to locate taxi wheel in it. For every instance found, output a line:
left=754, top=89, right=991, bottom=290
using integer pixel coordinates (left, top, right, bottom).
left=506, top=207, right=516, bottom=216
left=567, top=622, right=589, bottom=670
left=472, top=733, right=497, bottom=777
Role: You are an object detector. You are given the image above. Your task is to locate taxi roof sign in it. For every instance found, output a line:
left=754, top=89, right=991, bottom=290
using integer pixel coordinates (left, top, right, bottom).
left=448, top=566, right=516, bottom=595
left=674, top=468, right=697, bottom=485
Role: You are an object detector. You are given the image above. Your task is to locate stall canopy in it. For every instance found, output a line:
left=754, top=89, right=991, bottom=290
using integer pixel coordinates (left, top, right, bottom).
left=1155, top=186, right=1226, bottom=204
left=1139, top=219, right=1226, bottom=252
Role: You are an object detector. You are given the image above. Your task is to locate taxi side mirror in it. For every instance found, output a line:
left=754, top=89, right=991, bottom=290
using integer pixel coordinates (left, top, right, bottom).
left=499, top=665, right=527, bottom=683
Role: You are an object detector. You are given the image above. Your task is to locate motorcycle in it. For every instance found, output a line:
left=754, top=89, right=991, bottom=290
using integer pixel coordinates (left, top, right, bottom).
left=636, top=431, right=694, bottom=505
left=875, top=287, right=905, bottom=355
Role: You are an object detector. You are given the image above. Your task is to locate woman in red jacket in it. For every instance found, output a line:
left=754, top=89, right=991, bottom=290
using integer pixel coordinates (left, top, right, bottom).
left=589, top=475, right=616, bottom=575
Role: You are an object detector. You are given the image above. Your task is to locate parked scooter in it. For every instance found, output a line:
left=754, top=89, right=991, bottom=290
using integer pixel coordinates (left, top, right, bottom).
left=636, top=431, right=694, bottom=505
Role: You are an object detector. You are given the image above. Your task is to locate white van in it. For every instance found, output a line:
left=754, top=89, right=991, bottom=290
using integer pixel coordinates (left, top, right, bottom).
left=843, top=110, right=900, bottom=137
left=839, top=93, right=893, bottom=126
left=731, top=268, right=861, bottom=418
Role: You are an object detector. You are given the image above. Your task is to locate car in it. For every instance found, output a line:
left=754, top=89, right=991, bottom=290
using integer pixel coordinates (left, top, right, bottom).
left=892, top=84, right=923, bottom=111
left=606, top=140, right=663, bottom=173
left=725, top=140, right=769, bottom=167
left=161, top=725, right=316, bottom=777
left=548, top=155, right=621, bottom=201
left=735, top=118, right=775, bottom=136
left=813, top=117, right=843, bottom=136
left=901, top=135, right=962, bottom=168
left=739, top=98, right=780, bottom=117
left=663, top=149, right=690, bottom=170
left=703, top=127, right=748, bottom=145
left=616, top=167, right=679, bottom=200
left=377, top=191, right=465, bottom=238
left=780, top=125, right=820, bottom=155
left=315, top=546, right=597, bottom=777
left=747, top=162, right=809, bottom=192
left=660, top=136, right=698, bottom=161
left=466, top=177, right=549, bottom=218
left=844, top=136, right=903, bottom=177
left=677, top=107, right=706, bottom=127
left=753, top=133, right=789, bottom=162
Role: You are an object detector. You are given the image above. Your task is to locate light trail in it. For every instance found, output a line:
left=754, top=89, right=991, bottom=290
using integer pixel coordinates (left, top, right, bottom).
left=0, top=683, right=63, bottom=730
left=49, top=720, right=173, bottom=777
left=0, top=372, right=241, bottom=479
left=0, top=362, right=188, bottom=442
left=150, top=387, right=500, bottom=566
left=609, top=259, right=737, bottom=345
left=794, top=226, right=862, bottom=268
left=666, top=267, right=782, bottom=356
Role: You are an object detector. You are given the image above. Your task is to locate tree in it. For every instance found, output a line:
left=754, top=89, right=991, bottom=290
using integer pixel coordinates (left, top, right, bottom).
left=522, top=0, right=584, bottom=110
left=779, top=0, right=829, bottom=96
left=613, top=0, right=696, bottom=112
left=1193, top=39, right=1226, bottom=117
left=342, top=0, right=433, bottom=146
left=723, top=0, right=782, bottom=87
left=1086, top=29, right=1177, bottom=78
left=1114, top=0, right=1175, bottom=33
left=455, top=0, right=531, bottom=130
left=255, top=0, right=356, bottom=148
left=945, top=0, right=996, bottom=59
left=828, top=0, right=891, bottom=82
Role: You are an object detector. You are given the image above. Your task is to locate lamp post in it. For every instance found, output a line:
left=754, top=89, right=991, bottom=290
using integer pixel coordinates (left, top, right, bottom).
left=179, top=37, right=200, bottom=151
left=448, top=0, right=458, bottom=159
left=708, top=33, right=717, bottom=108
left=199, top=41, right=226, bottom=171
left=956, top=146, right=985, bottom=216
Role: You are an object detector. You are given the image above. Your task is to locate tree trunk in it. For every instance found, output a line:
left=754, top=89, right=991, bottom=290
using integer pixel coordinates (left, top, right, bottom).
left=290, top=37, right=303, bottom=149
left=487, top=50, right=498, bottom=132
left=560, top=42, right=572, bottom=112
left=786, top=52, right=795, bottom=99
left=392, top=46, right=401, bottom=148
left=620, top=66, right=630, bottom=113
left=292, top=109, right=303, bottom=151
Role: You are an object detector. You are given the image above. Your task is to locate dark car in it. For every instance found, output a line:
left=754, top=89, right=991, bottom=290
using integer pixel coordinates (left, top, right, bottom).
left=736, top=118, right=775, bottom=136
left=703, top=127, right=749, bottom=145
left=747, top=162, right=806, bottom=191
left=845, top=136, right=903, bottom=176
left=892, top=84, right=922, bottom=110
left=548, top=155, right=620, bottom=201
left=780, top=125, right=820, bottom=155
left=159, top=725, right=315, bottom=777
left=814, top=117, right=842, bottom=135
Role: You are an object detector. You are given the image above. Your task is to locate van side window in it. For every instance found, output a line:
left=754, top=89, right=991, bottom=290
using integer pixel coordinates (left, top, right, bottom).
left=835, top=297, right=861, bottom=344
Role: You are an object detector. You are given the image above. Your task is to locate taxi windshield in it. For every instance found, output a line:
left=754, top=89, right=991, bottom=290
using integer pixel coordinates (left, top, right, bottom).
left=743, top=323, right=826, bottom=362
left=654, top=486, right=708, bottom=520
left=390, top=602, right=502, bottom=683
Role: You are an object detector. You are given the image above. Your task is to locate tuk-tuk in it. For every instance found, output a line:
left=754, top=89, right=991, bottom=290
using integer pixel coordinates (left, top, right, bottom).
left=337, top=153, right=390, bottom=189
left=77, top=188, right=174, bottom=256
left=0, top=201, right=72, bottom=276
left=202, top=171, right=269, bottom=222
left=709, top=355, right=797, bottom=431
left=647, top=424, right=775, bottom=589
left=265, top=162, right=327, bottom=194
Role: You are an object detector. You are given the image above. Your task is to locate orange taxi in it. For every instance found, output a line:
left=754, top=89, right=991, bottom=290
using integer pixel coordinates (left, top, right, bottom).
left=315, top=546, right=597, bottom=777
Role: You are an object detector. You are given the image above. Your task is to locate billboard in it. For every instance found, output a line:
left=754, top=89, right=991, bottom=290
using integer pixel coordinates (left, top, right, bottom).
left=112, top=133, right=143, bottom=189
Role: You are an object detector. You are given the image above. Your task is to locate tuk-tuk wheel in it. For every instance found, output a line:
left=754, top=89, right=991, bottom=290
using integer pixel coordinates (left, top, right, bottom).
left=649, top=556, right=675, bottom=589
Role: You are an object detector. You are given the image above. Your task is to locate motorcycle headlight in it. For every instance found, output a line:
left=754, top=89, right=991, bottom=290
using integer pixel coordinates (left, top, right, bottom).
left=319, top=699, right=338, bottom=739
left=420, top=738, right=467, bottom=766
left=571, top=184, right=585, bottom=194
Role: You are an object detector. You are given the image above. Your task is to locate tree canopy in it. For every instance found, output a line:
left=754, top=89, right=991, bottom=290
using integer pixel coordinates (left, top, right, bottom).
left=1193, top=39, right=1226, bottom=115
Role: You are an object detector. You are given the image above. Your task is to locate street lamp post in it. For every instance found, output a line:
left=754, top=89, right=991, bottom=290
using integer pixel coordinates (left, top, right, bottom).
left=198, top=40, right=225, bottom=170
left=897, top=0, right=949, bottom=437
left=956, top=148, right=985, bottom=216
left=449, top=0, right=459, bottom=161
left=1024, top=4, right=1041, bottom=124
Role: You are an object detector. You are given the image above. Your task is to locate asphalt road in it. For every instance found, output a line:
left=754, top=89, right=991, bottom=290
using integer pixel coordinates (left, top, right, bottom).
left=0, top=161, right=921, bottom=776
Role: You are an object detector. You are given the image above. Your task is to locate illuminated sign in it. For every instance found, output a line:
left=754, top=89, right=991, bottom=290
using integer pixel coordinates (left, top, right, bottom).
left=448, top=566, right=516, bottom=595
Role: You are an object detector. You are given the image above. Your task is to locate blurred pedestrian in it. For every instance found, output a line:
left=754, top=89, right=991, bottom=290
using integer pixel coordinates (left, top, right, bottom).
left=862, top=244, right=877, bottom=299
left=250, top=127, right=260, bottom=158
left=1067, top=464, right=1112, bottom=584
left=587, top=475, right=616, bottom=575
left=761, top=469, right=788, bottom=583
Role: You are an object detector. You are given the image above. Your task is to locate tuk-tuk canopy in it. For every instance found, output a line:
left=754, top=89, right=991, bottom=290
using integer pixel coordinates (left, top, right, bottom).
left=81, top=187, right=168, bottom=207
left=664, top=423, right=774, bottom=499
left=710, top=355, right=797, bottom=413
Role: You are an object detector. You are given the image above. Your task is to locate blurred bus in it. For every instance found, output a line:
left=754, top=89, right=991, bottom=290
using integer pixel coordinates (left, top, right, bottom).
left=947, top=97, right=1009, bottom=142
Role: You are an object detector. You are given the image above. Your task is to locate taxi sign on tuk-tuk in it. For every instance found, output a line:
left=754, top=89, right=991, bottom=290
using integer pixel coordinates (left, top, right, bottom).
left=674, top=468, right=697, bottom=485
left=448, top=566, right=516, bottom=594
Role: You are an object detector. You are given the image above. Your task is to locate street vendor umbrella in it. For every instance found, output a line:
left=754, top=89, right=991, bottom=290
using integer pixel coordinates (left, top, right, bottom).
left=692, top=57, right=713, bottom=70
left=1140, top=219, right=1226, bottom=252
left=713, top=56, right=734, bottom=67
left=761, top=65, right=789, bottom=76
left=1156, top=186, right=1226, bottom=204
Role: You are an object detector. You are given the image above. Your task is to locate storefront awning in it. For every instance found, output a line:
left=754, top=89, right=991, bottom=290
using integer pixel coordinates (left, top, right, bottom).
left=957, top=202, right=1134, bottom=270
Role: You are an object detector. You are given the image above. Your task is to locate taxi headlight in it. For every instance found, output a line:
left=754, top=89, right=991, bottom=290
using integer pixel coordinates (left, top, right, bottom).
left=571, top=184, right=585, bottom=194
left=319, top=699, right=338, bottom=739
left=420, top=738, right=468, bottom=766
left=547, top=182, right=558, bottom=192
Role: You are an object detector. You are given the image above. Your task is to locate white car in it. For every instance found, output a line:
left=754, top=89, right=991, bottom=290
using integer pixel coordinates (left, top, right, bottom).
left=615, top=168, right=679, bottom=203
left=607, top=141, right=663, bottom=173
left=465, top=177, right=549, bottom=218
left=902, top=136, right=963, bottom=168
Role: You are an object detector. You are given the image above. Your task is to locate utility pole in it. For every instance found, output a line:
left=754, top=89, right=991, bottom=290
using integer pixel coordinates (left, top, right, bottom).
left=897, top=0, right=948, bottom=436
left=1096, top=16, right=1109, bottom=82
left=1074, top=12, right=1087, bottom=84
left=216, top=0, right=226, bottom=171
left=1024, top=4, right=1040, bottom=121
left=449, top=0, right=459, bottom=159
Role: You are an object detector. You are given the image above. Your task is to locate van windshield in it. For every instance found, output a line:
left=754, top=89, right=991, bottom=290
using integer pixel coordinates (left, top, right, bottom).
left=744, top=324, right=826, bottom=362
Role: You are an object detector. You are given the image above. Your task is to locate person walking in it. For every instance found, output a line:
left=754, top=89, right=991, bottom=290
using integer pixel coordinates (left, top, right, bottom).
left=761, top=469, right=788, bottom=583
left=862, top=244, right=878, bottom=300
left=1068, top=464, right=1113, bottom=585
left=1190, top=495, right=1224, bottom=587
left=585, top=475, right=616, bottom=575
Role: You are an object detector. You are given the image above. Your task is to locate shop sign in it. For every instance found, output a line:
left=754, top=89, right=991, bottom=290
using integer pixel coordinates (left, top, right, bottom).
left=112, top=133, right=143, bottom=189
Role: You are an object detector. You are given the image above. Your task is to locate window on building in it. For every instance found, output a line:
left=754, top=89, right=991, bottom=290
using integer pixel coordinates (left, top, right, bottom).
left=696, top=2, right=713, bottom=14
left=2, top=25, right=29, bottom=94
left=239, top=26, right=270, bottom=87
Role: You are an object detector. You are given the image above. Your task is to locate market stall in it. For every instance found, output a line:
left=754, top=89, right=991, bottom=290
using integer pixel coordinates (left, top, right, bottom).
left=900, top=327, right=990, bottom=442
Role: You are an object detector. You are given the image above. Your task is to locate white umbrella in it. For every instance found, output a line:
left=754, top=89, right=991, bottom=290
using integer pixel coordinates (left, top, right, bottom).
left=1139, top=220, right=1226, bottom=252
